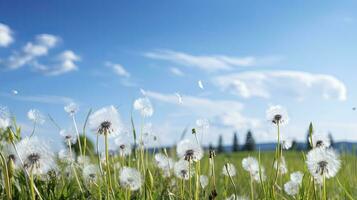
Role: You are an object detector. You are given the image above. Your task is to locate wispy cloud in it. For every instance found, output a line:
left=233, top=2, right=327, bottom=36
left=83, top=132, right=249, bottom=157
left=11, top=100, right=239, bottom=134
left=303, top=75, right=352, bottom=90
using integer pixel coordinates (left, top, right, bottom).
left=213, top=70, right=347, bottom=101
left=0, top=92, right=75, bottom=105
left=105, top=62, right=130, bottom=77
left=169, top=67, right=185, bottom=76
left=33, top=50, right=81, bottom=76
left=0, top=23, right=14, bottom=47
left=144, top=49, right=282, bottom=72
left=143, top=90, right=260, bottom=130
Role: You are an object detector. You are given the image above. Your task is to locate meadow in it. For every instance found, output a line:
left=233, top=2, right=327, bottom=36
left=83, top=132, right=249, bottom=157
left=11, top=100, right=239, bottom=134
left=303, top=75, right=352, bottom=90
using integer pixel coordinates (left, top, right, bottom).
left=0, top=102, right=356, bottom=200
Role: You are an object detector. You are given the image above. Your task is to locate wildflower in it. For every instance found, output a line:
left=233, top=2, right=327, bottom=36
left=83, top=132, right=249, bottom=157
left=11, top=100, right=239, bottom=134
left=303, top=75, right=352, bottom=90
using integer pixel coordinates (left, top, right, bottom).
left=58, top=149, right=75, bottom=164
left=119, top=167, right=142, bottom=191
left=83, top=164, right=100, bottom=183
left=266, top=105, right=289, bottom=126
left=133, top=97, right=153, bottom=117
left=200, top=175, right=208, bottom=189
left=274, top=156, right=288, bottom=175
left=196, top=118, right=210, bottom=130
left=306, top=148, right=340, bottom=180
left=64, top=102, right=79, bottom=115
left=60, top=129, right=77, bottom=145
left=115, top=138, right=132, bottom=157
left=310, top=134, right=330, bottom=149
left=27, top=109, right=45, bottom=124
left=222, top=163, right=237, bottom=177
left=176, top=139, right=203, bottom=162
left=88, top=105, right=123, bottom=136
left=290, top=171, right=304, bottom=184
left=16, top=137, right=56, bottom=175
left=284, top=181, right=299, bottom=196
left=0, top=106, right=10, bottom=129
left=174, top=159, right=194, bottom=180
left=242, top=156, right=259, bottom=174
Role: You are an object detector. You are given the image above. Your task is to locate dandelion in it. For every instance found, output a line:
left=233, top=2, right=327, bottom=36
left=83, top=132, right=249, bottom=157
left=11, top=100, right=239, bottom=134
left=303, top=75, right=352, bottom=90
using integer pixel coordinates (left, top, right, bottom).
left=60, top=129, right=77, bottom=145
left=306, top=148, right=340, bottom=180
left=119, top=167, right=142, bottom=191
left=284, top=181, right=299, bottom=196
left=274, top=156, right=288, bottom=175
left=155, top=153, right=174, bottom=170
left=0, top=106, right=10, bottom=129
left=88, top=105, right=123, bottom=136
left=174, top=159, right=194, bottom=180
left=200, top=175, right=208, bottom=189
left=242, top=156, right=259, bottom=174
left=176, top=139, right=203, bottom=162
left=310, top=134, right=331, bottom=149
left=16, top=137, right=56, bottom=175
left=64, top=102, right=79, bottom=116
left=115, top=139, right=132, bottom=157
left=58, top=149, right=75, bottom=164
left=222, top=163, right=236, bottom=177
left=290, top=171, right=304, bottom=184
left=252, top=167, right=266, bottom=182
left=27, top=109, right=45, bottom=124
left=83, top=164, right=100, bottom=183
left=77, top=155, right=91, bottom=166
left=133, top=97, right=154, bottom=117
left=266, top=105, right=289, bottom=126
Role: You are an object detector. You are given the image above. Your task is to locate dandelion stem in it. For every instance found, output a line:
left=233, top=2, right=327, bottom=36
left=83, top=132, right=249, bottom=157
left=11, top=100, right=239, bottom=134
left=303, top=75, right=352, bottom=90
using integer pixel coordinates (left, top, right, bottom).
left=104, top=132, right=114, bottom=198
left=250, top=175, right=254, bottom=200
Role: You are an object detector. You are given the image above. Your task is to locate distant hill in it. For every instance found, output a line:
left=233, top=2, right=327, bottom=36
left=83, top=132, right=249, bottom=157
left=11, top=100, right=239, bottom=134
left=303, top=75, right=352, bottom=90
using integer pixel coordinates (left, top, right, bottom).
left=218, top=142, right=357, bottom=153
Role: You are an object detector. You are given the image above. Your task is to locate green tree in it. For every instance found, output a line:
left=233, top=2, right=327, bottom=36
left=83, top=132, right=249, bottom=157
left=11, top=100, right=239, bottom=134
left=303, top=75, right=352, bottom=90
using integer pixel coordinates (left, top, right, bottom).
left=232, top=132, right=239, bottom=152
left=243, top=130, right=255, bottom=151
left=328, top=132, right=335, bottom=148
left=290, top=139, right=298, bottom=151
left=217, top=135, right=224, bottom=153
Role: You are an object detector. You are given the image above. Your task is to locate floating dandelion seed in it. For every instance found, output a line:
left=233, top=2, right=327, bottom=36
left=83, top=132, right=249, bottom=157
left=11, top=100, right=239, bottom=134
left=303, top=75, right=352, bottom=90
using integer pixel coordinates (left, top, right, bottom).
left=198, top=80, right=204, bottom=89
left=200, top=175, right=208, bottom=189
left=222, top=163, right=237, bottom=177
left=175, top=92, right=183, bottom=104
left=16, top=137, right=56, bottom=175
left=27, top=109, right=45, bottom=124
left=174, top=159, right=194, bottom=180
left=306, top=148, right=340, bottom=180
left=12, top=89, right=18, bottom=95
left=133, top=97, right=154, bottom=117
left=64, top=102, right=79, bottom=115
left=266, top=105, right=289, bottom=126
left=83, top=164, right=100, bottom=183
left=88, top=105, right=123, bottom=136
left=274, top=156, right=288, bottom=175
left=119, top=167, right=143, bottom=191
left=284, top=181, right=299, bottom=196
left=176, top=139, right=203, bottom=162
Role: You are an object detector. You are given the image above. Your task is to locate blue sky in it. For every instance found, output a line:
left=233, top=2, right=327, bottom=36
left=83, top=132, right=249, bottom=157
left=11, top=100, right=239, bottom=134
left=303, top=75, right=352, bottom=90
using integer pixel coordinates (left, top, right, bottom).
left=1, top=0, right=357, bottom=148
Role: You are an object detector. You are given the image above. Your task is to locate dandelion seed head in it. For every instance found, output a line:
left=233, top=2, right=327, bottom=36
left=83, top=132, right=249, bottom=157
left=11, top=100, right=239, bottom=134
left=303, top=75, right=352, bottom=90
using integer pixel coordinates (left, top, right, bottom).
left=64, top=102, right=79, bottom=115
left=16, top=137, right=56, bottom=175
left=88, top=105, right=123, bottom=136
left=274, top=156, right=288, bottom=175
left=119, top=167, right=143, bottom=191
left=200, top=175, right=208, bottom=189
left=177, top=139, right=203, bottom=162
left=222, top=163, right=237, bottom=177
left=266, top=105, right=289, bottom=126
left=290, top=171, right=304, bottom=184
left=310, top=134, right=330, bottom=149
left=284, top=181, right=299, bottom=196
left=77, top=155, right=91, bottom=166
left=133, top=97, right=154, bottom=117
left=58, top=149, right=75, bottom=164
left=174, top=159, right=194, bottom=180
left=83, top=164, right=99, bottom=183
left=306, top=148, right=340, bottom=179
left=27, top=109, right=45, bottom=124
left=242, top=156, right=259, bottom=174
left=115, top=138, right=132, bottom=157
left=59, top=129, right=77, bottom=145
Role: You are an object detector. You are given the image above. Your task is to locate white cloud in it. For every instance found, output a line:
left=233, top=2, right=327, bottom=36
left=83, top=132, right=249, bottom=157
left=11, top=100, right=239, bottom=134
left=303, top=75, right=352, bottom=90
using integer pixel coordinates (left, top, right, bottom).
left=144, top=49, right=281, bottom=72
left=0, top=92, right=75, bottom=105
left=169, top=67, right=185, bottom=76
left=105, top=62, right=130, bottom=77
left=144, top=90, right=260, bottom=130
left=213, top=70, right=347, bottom=101
left=33, top=50, right=80, bottom=76
left=4, top=34, right=60, bottom=69
left=0, top=23, right=14, bottom=47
